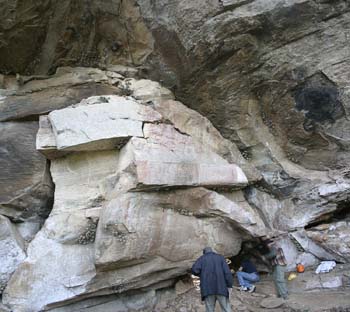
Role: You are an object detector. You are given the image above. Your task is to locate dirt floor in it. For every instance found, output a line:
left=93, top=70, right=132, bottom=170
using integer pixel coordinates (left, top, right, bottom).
left=149, top=269, right=350, bottom=312
left=151, top=286, right=350, bottom=312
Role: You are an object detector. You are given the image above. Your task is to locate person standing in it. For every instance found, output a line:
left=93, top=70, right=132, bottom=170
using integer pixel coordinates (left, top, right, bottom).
left=261, top=238, right=288, bottom=300
left=236, top=258, right=259, bottom=292
left=192, top=247, right=233, bottom=312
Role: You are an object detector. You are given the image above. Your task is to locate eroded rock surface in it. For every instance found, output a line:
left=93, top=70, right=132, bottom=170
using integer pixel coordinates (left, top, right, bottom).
left=0, top=216, right=26, bottom=294
left=2, top=1, right=350, bottom=310
left=117, top=124, right=248, bottom=190
left=2, top=66, right=350, bottom=311
left=3, top=77, right=262, bottom=311
left=306, top=221, right=350, bottom=261
left=0, top=121, right=53, bottom=222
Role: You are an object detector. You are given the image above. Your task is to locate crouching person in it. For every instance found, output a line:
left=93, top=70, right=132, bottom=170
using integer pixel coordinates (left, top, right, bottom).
left=192, top=247, right=233, bottom=312
left=236, top=258, right=259, bottom=292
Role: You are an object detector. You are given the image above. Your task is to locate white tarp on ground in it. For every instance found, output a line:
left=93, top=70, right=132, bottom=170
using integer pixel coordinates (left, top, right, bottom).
left=315, top=261, right=336, bottom=274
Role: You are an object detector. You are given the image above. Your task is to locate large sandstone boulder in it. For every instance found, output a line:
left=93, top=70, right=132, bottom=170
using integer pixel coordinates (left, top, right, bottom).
left=95, top=188, right=264, bottom=270
left=2, top=150, right=243, bottom=311
left=3, top=150, right=118, bottom=311
left=119, top=80, right=260, bottom=183
left=4, top=87, right=262, bottom=311
left=48, top=95, right=161, bottom=151
left=37, top=95, right=162, bottom=157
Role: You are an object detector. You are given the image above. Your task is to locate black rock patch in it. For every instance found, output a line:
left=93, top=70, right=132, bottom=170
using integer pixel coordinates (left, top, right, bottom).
left=294, top=82, right=344, bottom=124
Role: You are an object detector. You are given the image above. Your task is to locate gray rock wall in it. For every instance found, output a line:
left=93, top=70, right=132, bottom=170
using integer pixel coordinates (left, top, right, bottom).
left=1, top=1, right=350, bottom=311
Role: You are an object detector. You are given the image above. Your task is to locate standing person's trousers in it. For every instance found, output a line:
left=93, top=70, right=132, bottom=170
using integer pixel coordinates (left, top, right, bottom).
left=204, top=295, right=231, bottom=312
left=272, top=265, right=288, bottom=299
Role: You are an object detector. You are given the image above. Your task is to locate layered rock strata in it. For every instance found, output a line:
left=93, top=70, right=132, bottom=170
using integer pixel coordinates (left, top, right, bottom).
left=1, top=2, right=350, bottom=306
left=1, top=63, right=350, bottom=310
left=0, top=121, right=53, bottom=222
left=2, top=75, right=266, bottom=311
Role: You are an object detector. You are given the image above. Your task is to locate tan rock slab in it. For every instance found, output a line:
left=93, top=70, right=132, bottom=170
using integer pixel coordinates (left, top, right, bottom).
left=48, top=95, right=161, bottom=152
left=95, top=190, right=242, bottom=268
left=118, top=123, right=248, bottom=190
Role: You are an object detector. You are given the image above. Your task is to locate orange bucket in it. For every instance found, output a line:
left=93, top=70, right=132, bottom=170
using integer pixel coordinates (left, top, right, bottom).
left=296, top=263, right=305, bottom=273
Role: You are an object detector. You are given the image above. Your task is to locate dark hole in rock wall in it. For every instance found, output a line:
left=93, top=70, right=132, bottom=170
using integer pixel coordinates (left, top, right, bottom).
left=305, top=200, right=350, bottom=229
left=333, top=200, right=350, bottom=221
left=239, top=148, right=252, bottom=161
left=295, top=87, right=342, bottom=122
left=229, top=240, right=269, bottom=277
left=39, top=161, right=55, bottom=220
left=293, top=74, right=344, bottom=128
left=304, top=213, right=334, bottom=229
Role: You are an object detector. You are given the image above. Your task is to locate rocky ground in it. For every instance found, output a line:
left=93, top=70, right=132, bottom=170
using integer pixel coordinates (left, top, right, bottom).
left=150, top=267, right=350, bottom=312
left=156, top=288, right=350, bottom=312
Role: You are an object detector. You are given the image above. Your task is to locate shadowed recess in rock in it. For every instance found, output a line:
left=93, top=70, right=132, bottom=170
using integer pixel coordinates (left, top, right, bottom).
left=294, top=80, right=344, bottom=125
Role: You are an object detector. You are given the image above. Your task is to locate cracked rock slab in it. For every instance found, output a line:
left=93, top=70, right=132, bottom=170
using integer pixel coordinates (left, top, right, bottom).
left=289, top=231, right=343, bottom=262
left=37, top=95, right=162, bottom=154
left=306, top=221, right=350, bottom=262
left=152, top=99, right=261, bottom=182
left=117, top=123, right=248, bottom=190
left=95, top=189, right=242, bottom=269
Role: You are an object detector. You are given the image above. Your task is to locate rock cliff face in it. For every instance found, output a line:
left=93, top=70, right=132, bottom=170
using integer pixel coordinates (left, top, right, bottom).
left=1, top=0, right=350, bottom=311
left=1, top=71, right=264, bottom=311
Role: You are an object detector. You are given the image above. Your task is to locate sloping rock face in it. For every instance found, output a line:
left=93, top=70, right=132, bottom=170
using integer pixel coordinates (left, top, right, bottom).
left=306, top=221, right=350, bottom=261
left=0, top=1, right=153, bottom=74
left=1, top=1, right=350, bottom=311
left=2, top=75, right=266, bottom=311
left=137, top=0, right=350, bottom=233
left=0, top=67, right=121, bottom=121
left=0, top=121, right=53, bottom=222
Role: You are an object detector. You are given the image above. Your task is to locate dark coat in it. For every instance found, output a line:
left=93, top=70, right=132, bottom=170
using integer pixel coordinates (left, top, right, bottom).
left=191, top=251, right=233, bottom=300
